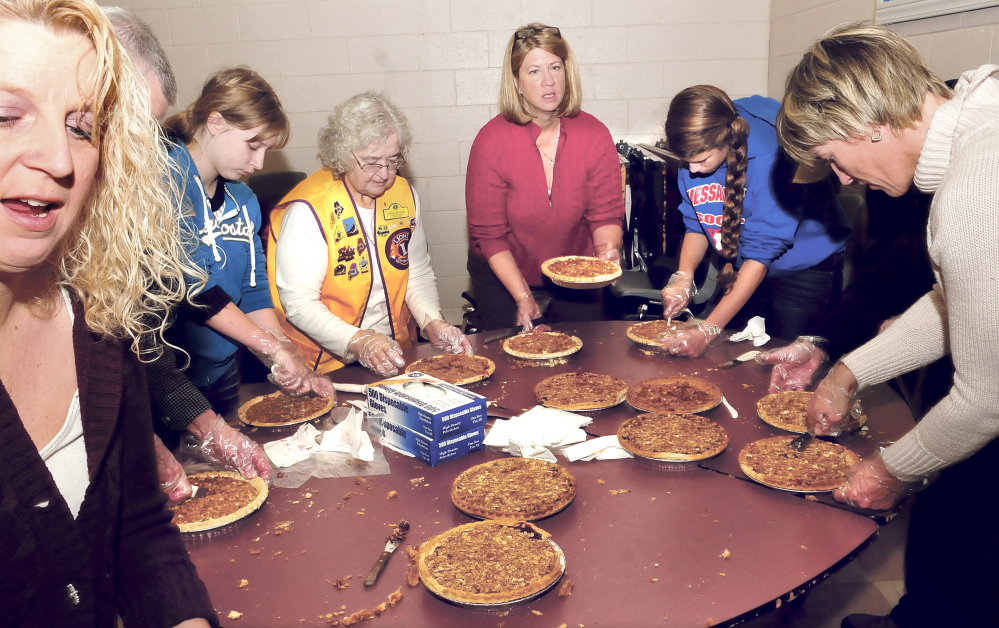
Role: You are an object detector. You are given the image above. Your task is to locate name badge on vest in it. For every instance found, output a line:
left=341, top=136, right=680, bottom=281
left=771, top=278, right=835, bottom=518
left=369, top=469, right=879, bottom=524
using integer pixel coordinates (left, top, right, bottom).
left=383, top=202, right=410, bottom=220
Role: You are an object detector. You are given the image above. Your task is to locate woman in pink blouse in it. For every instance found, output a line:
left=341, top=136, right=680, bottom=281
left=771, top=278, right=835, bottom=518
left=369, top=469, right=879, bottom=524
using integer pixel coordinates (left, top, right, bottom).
left=465, top=23, right=625, bottom=332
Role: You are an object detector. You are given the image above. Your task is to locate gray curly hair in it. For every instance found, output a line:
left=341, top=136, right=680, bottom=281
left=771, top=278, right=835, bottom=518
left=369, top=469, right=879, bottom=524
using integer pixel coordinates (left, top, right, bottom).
left=317, top=91, right=413, bottom=178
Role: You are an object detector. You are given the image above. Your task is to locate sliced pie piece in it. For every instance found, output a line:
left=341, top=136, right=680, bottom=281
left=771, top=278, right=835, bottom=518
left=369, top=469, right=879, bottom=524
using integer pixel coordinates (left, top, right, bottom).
left=451, top=458, right=577, bottom=520
left=626, top=376, right=723, bottom=413
left=738, top=435, right=861, bottom=492
left=238, top=391, right=336, bottom=427
left=404, top=354, right=496, bottom=386
left=169, top=471, right=268, bottom=533
left=541, top=255, right=622, bottom=289
left=502, top=331, right=583, bottom=359
left=626, top=319, right=680, bottom=346
left=617, top=412, right=729, bottom=461
left=534, top=372, right=628, bottom=411
left=418, top=519, right=565, bottom=606
left=757, top=390, right=867, bottom=434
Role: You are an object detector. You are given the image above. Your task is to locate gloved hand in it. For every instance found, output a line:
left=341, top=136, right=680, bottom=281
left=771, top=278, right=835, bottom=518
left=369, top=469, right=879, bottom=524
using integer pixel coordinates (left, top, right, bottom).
left=661, top=271, right=694, bottom=320
left=188, top=411, right=272, bottom=482
left=807, top=362, right=861, bottom=436
left=833, top=454, right=927, bottom=511
left=756, top=338, right=829, bottom=393
left=515, top=293, right=542, bottom=332
left=658, top=318, right=721, bottom=358
left=424, top=319, right=473, bottom=354
left=154, top=434, right=192, bottom=502
left=346, top=329, right=406, bottom=377
left=250, top=327, right=333, bottom=398
left=593, top=242, right=622, bottom=265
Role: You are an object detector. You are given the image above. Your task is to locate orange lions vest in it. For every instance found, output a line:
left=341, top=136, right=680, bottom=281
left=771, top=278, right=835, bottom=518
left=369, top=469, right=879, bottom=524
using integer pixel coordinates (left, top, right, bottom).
left=266, top=170, right=417, bottom=373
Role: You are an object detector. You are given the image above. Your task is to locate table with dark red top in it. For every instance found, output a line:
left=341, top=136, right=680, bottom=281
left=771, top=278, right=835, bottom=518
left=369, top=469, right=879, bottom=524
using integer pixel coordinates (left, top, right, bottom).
left=186, top=321, right=913, bottom=628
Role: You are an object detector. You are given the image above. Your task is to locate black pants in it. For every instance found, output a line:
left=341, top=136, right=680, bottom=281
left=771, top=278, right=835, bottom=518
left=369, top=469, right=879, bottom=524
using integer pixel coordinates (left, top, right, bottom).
left=199, top=359, right=242, bottom=417
left=466, top=251, right=604, bottom=331
left=730, top=252, right=844, bottom=340
left=889, top=436, right=999, bottom=628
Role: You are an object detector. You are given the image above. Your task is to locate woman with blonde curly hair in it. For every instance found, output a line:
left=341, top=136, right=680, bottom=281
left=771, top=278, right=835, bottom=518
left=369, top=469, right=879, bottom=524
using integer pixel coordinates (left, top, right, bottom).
left=656, top=85, right=851, bottom=357
left=163, top=66, right=333, bottom=414
left=0, top=0, right=216, bottom=625
left=267, top=91, right=470, bottom=377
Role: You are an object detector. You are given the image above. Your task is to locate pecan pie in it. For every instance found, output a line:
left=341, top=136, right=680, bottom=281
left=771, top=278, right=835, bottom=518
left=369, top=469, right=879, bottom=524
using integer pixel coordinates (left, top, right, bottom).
left=169, top=471, right=268, bottom=533
left=626, top=319, right=680, bottom=346
left=617, top=412, right=729, bottom=461
left=738, top=435, right=861, bottom=492
left=418, top=519, right=565, bottom=606
left=451, top=458, right=577, bottom=520
left=502, top=331, right=583, bottom=359
left=541, top=255, right=622, bottom=288
left=757, top=391, right=867, bottom=434
left=534, top=372, right=628, bottom=411
left=238, top=391, right=336, bottom=427
left=404, top=354, right=495, bottom=386
left=626, top=377, right=723, bottom=413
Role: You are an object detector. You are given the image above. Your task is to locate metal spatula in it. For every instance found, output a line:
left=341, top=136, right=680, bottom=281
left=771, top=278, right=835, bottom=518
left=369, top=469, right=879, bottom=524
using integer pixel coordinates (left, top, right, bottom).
left=789, top=424, right=816, bottom=452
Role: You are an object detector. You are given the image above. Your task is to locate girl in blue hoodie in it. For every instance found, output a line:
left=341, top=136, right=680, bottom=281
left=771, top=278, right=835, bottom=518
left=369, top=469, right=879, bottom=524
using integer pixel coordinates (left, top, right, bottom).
left=164, top=67, right=333, bottom=413
left=658, top=85, right=851, bottom=357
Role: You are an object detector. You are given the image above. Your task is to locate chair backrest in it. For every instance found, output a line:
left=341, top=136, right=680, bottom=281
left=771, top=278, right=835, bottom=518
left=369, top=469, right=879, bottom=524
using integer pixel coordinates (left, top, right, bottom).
left=247, top=170, right=308, bottom=240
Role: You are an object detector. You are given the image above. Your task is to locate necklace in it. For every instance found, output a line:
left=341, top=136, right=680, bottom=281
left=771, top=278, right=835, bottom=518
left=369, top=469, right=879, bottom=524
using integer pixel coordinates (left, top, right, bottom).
left=537, top=122, right=560, bottom=166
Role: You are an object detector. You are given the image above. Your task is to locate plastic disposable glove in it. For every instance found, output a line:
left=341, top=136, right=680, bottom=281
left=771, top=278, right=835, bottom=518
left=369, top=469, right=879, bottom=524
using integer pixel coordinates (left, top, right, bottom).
left=515, top=294, right=542, bottom=332
left=189, top=412, right=272, bottom=482
left=250, top=327, right=333, bottom=398
left=757, top=338, right=829, bottom=393
left=154, top=434, right=192, bottom=502
left=593, top=242, right=622, bottom=265
left=833, top=454, right=927, bottom=511
left=661, top=271, right=694, bottom=320
left=346, top=329, right=406, bottom=377
left=807, top=362, right=861, bottom=436
left=424, top=319, right=473, bottom=355
left=658, top=318, right=721, bottom=358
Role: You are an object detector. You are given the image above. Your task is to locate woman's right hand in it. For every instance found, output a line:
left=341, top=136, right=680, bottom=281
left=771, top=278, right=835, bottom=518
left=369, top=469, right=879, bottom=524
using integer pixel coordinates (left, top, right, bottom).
left=515, top=294, right=542, bottom=332
left=346, top=329, right=406, bottom=377
left=661, top=271, right=694, bottom=319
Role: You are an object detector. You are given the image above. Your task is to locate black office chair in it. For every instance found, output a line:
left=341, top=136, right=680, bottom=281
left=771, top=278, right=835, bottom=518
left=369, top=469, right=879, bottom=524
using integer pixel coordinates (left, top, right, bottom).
left=247, top=170, right=308, bottom=242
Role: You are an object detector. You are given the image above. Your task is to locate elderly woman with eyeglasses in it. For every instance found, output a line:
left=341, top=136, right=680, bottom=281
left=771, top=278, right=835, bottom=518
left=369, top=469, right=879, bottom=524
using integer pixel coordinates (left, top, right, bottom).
left=465, top=23, right=625, bottom=332
left=267, top=91, right=470, bottom=377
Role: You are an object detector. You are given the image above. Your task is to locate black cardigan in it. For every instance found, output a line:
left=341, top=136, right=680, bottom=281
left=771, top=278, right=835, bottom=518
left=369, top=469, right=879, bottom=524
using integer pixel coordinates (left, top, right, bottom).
left=0, top=301, right=218, bottom=628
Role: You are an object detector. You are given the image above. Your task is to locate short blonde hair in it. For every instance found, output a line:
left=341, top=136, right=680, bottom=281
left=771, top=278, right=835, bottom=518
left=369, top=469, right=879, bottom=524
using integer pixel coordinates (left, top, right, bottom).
left=0, top=0, right=205, bottom=357
left=777, top=22, right=950, bottom=165
left=317, top=91, right=413, bottom=178
left=499, top=23, right=582, bottom=124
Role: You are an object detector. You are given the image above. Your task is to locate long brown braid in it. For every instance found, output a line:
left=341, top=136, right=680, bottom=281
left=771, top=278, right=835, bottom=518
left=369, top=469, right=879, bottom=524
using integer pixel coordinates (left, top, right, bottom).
left=664, top=85, right=751, bottom=261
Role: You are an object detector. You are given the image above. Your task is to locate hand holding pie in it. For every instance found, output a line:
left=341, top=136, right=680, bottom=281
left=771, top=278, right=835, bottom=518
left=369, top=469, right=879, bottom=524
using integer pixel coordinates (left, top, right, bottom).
left=658, top=319, right=721, bottom=358
left=833, top=454, right=923, bottom=511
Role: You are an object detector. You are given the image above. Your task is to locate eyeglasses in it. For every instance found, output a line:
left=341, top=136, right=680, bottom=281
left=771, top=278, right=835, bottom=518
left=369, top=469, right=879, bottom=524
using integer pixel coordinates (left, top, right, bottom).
left=352, top=153, right=406, bottom=173
left=515, top=26, right=561, bottom=41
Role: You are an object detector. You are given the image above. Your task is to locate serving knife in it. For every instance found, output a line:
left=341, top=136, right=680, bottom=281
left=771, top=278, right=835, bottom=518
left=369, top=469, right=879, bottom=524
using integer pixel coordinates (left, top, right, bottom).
left=482, top=325, right=523, bottom=343
left=717, top=350, right=762, bottom=369
left=789, top=424, right=816, bottom=452
left=364, top=520, right=410, bottom=587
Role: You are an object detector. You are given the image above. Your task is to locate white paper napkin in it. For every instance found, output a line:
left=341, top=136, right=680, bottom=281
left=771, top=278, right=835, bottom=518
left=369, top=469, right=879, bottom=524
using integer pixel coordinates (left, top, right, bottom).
left=484, top=406, right=592, bottom=460
left=317, top=407, right=374, bottom=461
left=263, top=424, right=320, bottom=468
left=562, top=435, right=634, bottom=461
left=728, top=315, right=770, bottom=346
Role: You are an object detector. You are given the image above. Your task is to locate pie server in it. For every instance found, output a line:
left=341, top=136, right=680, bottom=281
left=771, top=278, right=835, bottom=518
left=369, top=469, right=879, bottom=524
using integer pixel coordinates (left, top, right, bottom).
left=717, top=350, right=762, bottom=369
left=482, top=325, right=523, bottom=343
left=789, top=424, right=816, bottom=452
left=364, top=521, right=409, bottom=587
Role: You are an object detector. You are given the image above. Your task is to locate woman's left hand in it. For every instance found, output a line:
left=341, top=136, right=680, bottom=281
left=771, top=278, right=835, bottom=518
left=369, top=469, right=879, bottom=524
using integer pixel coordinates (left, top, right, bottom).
left=833, top=455, right=923, bottom=511
left=658, top=319, right=721, bottom=358
left=424, top=319, right=473, bottom=354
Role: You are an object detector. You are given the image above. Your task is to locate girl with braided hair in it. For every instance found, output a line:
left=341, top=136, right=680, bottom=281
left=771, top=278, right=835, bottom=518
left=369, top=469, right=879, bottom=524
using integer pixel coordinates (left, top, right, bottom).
left=658, top=85, right=851, bottom=357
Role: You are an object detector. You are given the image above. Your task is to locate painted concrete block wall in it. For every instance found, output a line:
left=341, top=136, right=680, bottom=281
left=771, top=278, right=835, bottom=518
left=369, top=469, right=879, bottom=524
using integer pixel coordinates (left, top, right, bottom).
left=769, top=1, right=999, bottom=101
left=106, top=0, right=771, bottom=324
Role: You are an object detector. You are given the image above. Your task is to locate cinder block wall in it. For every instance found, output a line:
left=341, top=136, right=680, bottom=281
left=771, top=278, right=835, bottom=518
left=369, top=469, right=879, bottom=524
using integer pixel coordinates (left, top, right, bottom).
left=108, top=0, right=772, bottom=324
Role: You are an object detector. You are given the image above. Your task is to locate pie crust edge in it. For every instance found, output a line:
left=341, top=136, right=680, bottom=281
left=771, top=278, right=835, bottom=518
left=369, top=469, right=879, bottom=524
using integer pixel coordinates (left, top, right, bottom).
left=502, top=332, right=584, bottom=360
left=404, top=354, right=496, bottom=386
left=626, top=376, right=724, bottom=414
left=737, top=435, right=862, bottom=492
left=174, top=471, right=269, bottom=533
left=450, top=458, right=578, bottom=521
left=237, top=390, right=336, bottom=427
left=617, top=412, right=730, bottom=461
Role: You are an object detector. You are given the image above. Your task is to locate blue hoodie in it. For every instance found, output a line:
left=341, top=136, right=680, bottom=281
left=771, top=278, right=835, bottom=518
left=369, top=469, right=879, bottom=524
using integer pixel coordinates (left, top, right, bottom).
left=676, top=95, right=851, bottom=278
left=168, top=142, right=273, bottom=388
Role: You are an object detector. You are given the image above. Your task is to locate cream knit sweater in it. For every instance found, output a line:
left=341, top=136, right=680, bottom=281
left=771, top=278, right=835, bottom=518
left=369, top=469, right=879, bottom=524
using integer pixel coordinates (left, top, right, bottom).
left=842, top=65, right=999, bottom=478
